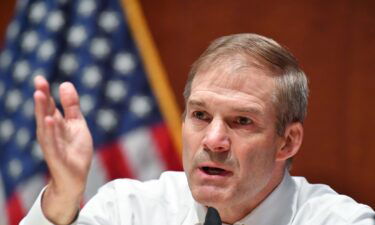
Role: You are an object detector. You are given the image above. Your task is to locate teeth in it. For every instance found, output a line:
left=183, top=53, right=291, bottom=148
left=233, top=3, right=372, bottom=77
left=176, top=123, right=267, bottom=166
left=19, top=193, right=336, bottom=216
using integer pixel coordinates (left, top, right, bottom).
left=203, top=167, right=225, bottom=175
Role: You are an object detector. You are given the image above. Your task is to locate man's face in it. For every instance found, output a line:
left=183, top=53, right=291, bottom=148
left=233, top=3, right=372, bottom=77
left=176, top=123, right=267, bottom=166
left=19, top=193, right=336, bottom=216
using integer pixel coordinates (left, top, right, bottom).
left=182, top=64, right=285, bottom=210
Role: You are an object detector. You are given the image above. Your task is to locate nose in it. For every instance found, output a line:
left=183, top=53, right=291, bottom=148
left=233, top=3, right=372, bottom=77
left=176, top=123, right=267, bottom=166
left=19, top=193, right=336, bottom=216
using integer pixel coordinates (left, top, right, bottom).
left=202, top=118, right=230, bottom=152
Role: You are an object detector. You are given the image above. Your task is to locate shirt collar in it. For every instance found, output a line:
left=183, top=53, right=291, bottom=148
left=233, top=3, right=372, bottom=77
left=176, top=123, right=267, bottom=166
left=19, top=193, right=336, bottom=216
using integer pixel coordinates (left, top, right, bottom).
left=193, top=171, right=297, bottom=225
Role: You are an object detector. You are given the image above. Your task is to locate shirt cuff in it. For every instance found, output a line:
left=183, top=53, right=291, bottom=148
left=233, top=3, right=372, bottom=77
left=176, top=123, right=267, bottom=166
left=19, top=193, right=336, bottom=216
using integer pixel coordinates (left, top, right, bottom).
left=19, top=186, right=79, bottom=225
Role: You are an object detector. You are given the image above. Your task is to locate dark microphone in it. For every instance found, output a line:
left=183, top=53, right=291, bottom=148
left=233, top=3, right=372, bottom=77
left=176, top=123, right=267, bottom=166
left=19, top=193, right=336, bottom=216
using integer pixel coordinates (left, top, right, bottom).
left=203, top=207, right=222, bottom=225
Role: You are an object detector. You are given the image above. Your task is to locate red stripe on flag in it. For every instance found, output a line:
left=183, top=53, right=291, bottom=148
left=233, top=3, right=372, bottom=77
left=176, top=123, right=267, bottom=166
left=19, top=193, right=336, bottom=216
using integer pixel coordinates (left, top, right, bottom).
left=98, top=141, right=135, bottom=180
left=6, top=193, right=24, bottom=225
left=150, top=123, right=183, bottom=171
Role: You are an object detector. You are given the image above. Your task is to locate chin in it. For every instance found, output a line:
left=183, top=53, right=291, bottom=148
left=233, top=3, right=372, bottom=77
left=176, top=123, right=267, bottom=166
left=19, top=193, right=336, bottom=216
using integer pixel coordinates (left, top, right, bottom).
left=190, top=184, right=230, bottom=207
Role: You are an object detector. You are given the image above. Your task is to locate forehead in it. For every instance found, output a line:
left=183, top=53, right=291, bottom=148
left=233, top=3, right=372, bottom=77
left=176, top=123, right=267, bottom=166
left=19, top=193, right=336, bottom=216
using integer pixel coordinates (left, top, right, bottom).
left=191, top=61, right=276, bottom=100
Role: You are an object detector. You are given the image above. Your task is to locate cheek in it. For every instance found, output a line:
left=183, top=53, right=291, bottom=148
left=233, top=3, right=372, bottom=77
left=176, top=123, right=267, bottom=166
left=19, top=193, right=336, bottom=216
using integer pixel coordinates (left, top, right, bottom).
left=236, top=137, right=277, bottom=175
left=182, top=121, right=202, bottom=150
left=182, top=123, right=208, bottom=175
left=182, top=124, right=197, bottom=171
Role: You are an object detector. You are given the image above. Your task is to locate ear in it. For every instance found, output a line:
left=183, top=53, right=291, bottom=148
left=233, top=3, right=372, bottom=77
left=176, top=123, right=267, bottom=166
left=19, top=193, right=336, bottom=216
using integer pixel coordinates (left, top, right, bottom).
left=276, top=122, right=304, bottom=161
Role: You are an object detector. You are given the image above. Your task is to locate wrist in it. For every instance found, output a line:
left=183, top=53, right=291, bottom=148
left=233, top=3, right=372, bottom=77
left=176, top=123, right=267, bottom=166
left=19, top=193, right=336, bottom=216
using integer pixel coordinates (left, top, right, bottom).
left=48, top=181, right=85, bottom=199
left=41, top=184, right=82, bottom=225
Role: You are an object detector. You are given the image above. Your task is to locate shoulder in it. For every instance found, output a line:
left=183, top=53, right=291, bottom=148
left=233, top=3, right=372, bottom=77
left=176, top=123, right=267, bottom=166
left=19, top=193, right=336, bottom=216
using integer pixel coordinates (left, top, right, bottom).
left=103, top=171, right=188, bottom=194
left=79, top=172, right=192, bottom=223
left=292, top=176, right=375, bottom=224
left=94, top=171, right=191, bottom=207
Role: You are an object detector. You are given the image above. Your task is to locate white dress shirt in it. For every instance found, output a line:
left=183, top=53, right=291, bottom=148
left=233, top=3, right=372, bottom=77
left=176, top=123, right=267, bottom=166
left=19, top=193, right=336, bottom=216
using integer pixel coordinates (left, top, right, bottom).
left=20, top=171, right=375, bottom=225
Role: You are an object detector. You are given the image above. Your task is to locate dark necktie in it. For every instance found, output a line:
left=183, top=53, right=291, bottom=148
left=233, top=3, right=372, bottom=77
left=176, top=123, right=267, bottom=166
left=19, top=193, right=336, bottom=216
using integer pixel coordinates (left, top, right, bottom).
left=203, top=207, right=222, bottom=225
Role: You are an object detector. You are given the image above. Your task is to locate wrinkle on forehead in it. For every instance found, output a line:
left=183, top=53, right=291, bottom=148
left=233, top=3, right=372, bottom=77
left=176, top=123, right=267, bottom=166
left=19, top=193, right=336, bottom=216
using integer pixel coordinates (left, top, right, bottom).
left=193, top=57, right=275, bottom=95
left=196, top=53, right=272, bottom=76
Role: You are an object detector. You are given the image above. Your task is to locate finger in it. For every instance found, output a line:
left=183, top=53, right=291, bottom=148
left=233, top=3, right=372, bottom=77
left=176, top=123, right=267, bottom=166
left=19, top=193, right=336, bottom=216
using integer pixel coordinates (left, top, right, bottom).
left=41, top=116, right=60, bottom=162
left=52, top=109, right=65, bottom=142
left=48, top=96, right=57, bottom=116
left=34, top=75, right=55, bottom=116
left=59, top=82, right=83, bottom=120
left=34, top=90, right=49, bottom=133
left=34, top=75, right=51, bottom=99
left=52, top=104, right=64, bottom=124
left=43, top=116, right=69, bottom=184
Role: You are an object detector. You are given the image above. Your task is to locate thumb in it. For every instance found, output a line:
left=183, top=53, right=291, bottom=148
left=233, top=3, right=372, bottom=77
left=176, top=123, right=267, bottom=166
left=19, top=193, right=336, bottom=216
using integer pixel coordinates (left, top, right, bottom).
left=59, top=82, right=83, bottom=120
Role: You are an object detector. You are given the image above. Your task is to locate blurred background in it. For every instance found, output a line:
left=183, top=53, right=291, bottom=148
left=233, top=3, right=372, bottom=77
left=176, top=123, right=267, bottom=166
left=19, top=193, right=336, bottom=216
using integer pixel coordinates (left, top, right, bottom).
left=0, top=0, right=374, bottom=224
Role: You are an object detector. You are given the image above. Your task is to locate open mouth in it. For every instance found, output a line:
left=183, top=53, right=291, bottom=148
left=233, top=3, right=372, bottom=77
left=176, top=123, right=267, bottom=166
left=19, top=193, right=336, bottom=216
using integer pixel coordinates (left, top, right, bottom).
left=200, top=166, right=230, bottom=176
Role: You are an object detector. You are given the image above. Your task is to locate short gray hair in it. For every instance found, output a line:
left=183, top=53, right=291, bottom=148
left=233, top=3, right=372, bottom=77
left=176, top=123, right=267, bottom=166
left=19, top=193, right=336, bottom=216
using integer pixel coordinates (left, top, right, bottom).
left=183, top=33, right=309, bottom=136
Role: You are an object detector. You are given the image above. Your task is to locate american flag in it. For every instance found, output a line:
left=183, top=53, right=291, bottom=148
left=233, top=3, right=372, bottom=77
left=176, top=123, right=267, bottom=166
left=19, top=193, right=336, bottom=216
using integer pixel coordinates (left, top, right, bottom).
left=0, top=0, right=183, bottom=224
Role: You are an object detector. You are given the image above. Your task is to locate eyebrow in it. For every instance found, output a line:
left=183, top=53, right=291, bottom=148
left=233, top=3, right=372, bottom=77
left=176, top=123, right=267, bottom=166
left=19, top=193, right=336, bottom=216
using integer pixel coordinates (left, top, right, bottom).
left=229, top=106, right=263, bottom=116
left=187, top=99, right=263, bottom=116
left=187, top=99, right=206, bottom=108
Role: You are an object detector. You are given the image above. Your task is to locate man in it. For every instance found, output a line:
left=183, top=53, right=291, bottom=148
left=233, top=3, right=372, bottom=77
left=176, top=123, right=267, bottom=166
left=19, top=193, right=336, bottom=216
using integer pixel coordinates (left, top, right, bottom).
left=21, top=33, right=374, bottom=225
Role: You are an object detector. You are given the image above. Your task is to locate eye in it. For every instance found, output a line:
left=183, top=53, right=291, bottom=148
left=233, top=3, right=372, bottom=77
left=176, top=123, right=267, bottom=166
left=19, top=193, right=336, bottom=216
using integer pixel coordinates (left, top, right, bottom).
left=235, top=116, right=253, bottom=125
left=192, top=111, right=209, bottom=121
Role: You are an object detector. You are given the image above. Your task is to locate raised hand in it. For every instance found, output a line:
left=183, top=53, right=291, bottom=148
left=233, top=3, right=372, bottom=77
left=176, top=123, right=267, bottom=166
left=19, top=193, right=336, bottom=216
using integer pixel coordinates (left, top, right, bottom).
left=33, top=76, right=93, bottom=224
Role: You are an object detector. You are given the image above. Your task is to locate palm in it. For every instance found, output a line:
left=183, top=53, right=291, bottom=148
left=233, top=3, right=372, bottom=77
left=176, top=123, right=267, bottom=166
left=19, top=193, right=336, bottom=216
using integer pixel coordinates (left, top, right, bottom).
left=54, top=119, right=92, bottom=181
left=34, top=76, right=93, bottom=193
